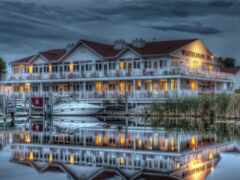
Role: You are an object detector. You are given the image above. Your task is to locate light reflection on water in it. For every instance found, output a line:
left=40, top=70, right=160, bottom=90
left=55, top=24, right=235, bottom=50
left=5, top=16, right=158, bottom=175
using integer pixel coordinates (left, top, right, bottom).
left=11, top=115, right=240, bottom=180
left=206, top=153, right=240, bottom=180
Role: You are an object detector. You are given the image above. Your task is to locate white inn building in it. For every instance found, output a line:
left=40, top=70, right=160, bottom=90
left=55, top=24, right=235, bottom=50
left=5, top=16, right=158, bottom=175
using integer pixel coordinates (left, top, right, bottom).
left=0, top=38, right=234, bottom=103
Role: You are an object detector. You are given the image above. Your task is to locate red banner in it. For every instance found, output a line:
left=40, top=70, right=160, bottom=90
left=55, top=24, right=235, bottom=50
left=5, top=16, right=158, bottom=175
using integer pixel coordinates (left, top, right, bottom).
left=31, top=97, right=43, bottom=107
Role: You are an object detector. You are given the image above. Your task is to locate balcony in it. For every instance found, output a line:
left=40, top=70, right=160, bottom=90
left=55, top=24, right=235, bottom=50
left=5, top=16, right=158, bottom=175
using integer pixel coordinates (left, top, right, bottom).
left=4, top=66, right=233, bottom=83
left=8, top=88, right=228, bottom=101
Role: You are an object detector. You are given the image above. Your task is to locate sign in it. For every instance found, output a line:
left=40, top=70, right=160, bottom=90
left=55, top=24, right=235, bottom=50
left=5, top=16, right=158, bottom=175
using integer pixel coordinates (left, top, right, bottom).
left=182, top=50, right=212, bottom=60
left=31, top=97, right=43, bottom=107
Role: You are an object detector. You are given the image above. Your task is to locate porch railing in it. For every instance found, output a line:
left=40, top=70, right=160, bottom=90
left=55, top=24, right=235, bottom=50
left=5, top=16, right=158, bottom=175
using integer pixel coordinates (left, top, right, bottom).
left=5, top=67, right=233, bottom=82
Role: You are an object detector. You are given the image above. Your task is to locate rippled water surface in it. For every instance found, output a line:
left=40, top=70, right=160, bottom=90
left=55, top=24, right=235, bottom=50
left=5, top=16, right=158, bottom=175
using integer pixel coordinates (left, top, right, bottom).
left=0, top=116, right=240, bottom=180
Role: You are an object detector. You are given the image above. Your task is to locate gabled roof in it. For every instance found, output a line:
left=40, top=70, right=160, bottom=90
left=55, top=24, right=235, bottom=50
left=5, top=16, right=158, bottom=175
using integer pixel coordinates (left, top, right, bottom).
left=40, top=49, right=66, bottom=61
left=58, top=39, right=120, bottom=62
left=10, top=55, right=36, bottom=65
left=131, top=39, right=197, bottom=56
left=80, top=40, right=119, bottom=57
left=11, top=38, right=206, bottom=64
left=11, top=49, right=66, bottom=64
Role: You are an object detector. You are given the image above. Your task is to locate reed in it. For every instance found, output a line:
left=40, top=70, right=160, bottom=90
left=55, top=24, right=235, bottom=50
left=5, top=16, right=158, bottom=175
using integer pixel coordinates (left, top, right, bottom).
left=150, top=94, right=240, bottom=120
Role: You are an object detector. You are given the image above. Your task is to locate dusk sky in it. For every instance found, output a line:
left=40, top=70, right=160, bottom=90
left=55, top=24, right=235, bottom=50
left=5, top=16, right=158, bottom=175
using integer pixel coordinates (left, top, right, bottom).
left=0, top=0, right=239, bottom=64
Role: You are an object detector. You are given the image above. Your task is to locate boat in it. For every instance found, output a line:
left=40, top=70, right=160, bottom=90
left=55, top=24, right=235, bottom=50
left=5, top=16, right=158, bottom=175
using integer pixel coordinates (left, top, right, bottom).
left=52, top=101, right=103, bottom=116
left=15, top=103, right=28, bottom=116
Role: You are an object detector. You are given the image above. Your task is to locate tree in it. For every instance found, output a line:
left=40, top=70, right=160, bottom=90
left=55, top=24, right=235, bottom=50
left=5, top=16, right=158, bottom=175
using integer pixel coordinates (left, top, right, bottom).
left=0, top=57, right=6, bottom=80
left=218, top=57, right=236, bottom=68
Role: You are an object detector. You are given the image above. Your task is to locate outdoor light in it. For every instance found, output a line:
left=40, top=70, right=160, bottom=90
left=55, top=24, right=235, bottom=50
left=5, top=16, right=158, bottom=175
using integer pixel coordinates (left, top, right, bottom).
left=28, top=65, right=33, bottom=74
left=48, top=64, right=52, bottom=73
left=69, top=154, right=75, bottom=164
left=48, top=154, right=53, bottom=162
left=24, top=132, right=31, bottom=143
left=69, top=63, right=74, bottom=72
left=29, top=151, right=34, bottom=161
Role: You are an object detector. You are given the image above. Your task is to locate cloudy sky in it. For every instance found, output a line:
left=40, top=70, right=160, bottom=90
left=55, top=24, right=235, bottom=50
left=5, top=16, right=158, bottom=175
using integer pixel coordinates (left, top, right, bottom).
left=0, top=0, right=239, bottom=64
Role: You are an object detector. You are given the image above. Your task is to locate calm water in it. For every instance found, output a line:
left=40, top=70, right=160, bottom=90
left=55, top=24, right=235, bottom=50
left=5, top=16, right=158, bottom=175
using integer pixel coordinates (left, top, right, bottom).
left=1, top=115, right=240, bottom=180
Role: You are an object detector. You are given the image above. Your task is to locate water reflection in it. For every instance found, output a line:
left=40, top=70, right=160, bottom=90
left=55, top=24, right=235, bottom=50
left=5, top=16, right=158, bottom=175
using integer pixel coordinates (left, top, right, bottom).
left=52, top=116, right=105, bottom=129
left=146, top=117, right=240, bottom=141
left=7, top=115, right=240, bottom=180
left=26, top=115, right=240, bottom=143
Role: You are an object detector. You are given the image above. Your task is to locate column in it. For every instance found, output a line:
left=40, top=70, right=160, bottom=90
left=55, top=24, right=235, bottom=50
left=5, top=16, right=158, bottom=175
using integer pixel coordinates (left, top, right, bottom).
left=168, top=79, right=171, bottom=97
left=176, top=79, right=181, bottom=97
left=79, top=82, right=82, bottom=98
left=39, top=83, right=43, bottom=96
left=83, top=81, right=86, bottom=98
left=133, top=80, right=136, bottom=98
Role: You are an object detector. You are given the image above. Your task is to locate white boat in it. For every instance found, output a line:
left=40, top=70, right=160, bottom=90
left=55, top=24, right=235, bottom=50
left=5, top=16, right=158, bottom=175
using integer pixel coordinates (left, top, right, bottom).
left=15, top=103, right=28, bottom=116
left=52, top=101, right=103, bottom=116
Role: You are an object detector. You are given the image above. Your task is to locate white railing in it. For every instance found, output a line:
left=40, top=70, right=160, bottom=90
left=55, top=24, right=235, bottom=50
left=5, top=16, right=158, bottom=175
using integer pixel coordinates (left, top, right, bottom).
left=5, top=67, right=233, bottom=83
left=7, top=89, right=208, bottom=100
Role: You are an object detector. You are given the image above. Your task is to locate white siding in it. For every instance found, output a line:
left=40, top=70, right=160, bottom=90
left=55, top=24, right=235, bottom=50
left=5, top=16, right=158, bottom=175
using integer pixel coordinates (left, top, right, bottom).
left=171, top=40, right=212, bottom=59
left=32, top=56, right=47, bottom=65
left=63, top=45, right=100, bottom=63
left=118, top=49, right=139, bottom=59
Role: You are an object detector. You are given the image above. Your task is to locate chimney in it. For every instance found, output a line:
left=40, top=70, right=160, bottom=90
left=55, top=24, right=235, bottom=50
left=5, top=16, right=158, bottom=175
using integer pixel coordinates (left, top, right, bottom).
left=132, top=38, right=146, bottom=48
left=113, top=39, right=127, bottom=50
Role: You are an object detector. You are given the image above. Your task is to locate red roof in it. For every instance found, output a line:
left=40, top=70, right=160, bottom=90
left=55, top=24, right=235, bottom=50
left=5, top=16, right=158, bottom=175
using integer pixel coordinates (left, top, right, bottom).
left=131, top=39, right=197, bottom=55
left=11, top=49, right=66, bottom=64
left=11, top=55, right=35, bottom=65
left=81, top=40, right=119, bottom=57
left=40, top=49, right=66, bottom=61
left=221, top=67, right=240, bottom=74
left=11, top=38, right=201, bottom=64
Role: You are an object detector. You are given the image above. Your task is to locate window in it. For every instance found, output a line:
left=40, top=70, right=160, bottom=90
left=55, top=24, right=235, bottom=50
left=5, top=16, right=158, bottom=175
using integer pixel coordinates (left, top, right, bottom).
left=134, top=61, right=141, bottom=69
left=154, top=61, right=158, bottom=69
left=73, top=64, right=79, bottom=71
left=25, top=66, right=29, bottom=73
left=159, top=60, right=163, bottom=68
left=33, top=66, right=38, bottom=73
left=86, top=84, right=92, bottom=91
left=52, top=65, right=58, bottom=72
left=144, top=61, right=151, bottom=69
left=81, top=65, right=84, bottom=72
left=32, top=85, right=38, bottom=92
left=119, top=62, right=126, bottom=70
left=96, top=64, right=102, bottom=71
left=64, top=63, right=70, bottom=72
left=163, top=60, right=167, bottom=67
left=59, top=66, right=63, bottom=72
left=86, top=64, right=92, bottom=71
left=44, top=65, right=49, bottom=73
left=73, top=84, right=80, bottom=91
left=43, top=85, right=49, bottom=91
left=38, top=66, right=43, bottom=73
left=109, top=62, right=116, bottom=70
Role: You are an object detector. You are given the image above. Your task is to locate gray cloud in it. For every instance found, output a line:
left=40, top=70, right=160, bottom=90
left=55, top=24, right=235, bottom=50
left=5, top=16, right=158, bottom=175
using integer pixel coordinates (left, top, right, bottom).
left=89, top=0, right=240, bottom=20
left=146, top=24, right=221, bottom=35
left=0, top=0, right=239, bottom=64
